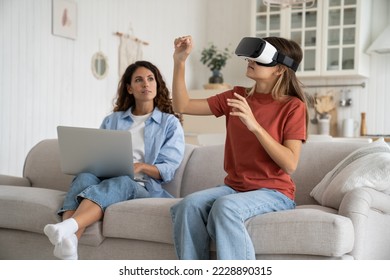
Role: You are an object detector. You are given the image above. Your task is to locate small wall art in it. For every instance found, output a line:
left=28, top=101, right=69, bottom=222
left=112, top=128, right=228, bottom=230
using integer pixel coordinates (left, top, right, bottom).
left=52, top=0, right=77, bottom=40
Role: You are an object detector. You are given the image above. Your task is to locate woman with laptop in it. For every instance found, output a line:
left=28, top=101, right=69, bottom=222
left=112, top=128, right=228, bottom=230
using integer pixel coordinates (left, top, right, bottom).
left=44, top=61, right=185, bottom=260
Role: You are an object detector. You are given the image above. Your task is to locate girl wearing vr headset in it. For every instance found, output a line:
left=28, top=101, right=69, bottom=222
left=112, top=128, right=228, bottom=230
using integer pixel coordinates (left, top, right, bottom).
left=170, top=35, right=308, bottom=260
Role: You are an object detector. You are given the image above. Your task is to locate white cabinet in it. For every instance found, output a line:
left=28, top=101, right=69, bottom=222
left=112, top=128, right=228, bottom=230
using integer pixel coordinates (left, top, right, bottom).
left=252, top=0, right=371, bottom=77
left=322, top=0, right=371, bottom=77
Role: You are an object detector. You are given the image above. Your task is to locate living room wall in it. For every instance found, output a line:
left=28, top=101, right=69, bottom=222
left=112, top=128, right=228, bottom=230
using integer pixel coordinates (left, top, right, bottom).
left=1, top=0, right=390, bottom=176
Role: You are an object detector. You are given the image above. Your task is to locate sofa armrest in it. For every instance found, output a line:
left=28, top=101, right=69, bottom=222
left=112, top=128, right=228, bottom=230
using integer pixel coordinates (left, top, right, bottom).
left=339, top=187, right=390, bottom=217
left=339, top=187, right=390, bottom=259
left=0, top=174, right=31, bottom=187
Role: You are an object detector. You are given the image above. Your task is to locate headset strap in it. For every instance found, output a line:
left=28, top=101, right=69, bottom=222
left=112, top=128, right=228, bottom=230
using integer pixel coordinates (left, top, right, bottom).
left=275, top=53, right=299, bottom=72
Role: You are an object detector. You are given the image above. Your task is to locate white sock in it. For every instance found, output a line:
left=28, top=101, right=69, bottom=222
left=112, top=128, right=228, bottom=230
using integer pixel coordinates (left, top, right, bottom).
left=53, top=234, right=78, bottom=260
left=44, top=218, right=79, bottom=245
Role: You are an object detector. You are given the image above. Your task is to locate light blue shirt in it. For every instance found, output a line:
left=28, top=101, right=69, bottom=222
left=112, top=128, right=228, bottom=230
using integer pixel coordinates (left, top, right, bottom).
left=100, top=107, right=185, bottom=198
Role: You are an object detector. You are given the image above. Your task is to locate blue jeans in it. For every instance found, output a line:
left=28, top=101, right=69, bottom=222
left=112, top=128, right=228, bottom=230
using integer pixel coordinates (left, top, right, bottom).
left=58, top=173, right=150, bottom=214
left=170, top=185, right=295, bottom=260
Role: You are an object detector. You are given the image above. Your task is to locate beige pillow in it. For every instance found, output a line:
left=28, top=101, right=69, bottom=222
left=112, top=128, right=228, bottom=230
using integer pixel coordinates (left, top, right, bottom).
left=310, top=138, right=390, bottom=209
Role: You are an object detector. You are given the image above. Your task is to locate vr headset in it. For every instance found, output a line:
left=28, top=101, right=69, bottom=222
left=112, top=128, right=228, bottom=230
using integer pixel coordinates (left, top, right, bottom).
left=235, top=37, right=299, bottom=72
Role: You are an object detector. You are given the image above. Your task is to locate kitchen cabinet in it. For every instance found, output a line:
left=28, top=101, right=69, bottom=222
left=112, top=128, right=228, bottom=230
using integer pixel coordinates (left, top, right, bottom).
left=252, top=0, right=371, bottom=77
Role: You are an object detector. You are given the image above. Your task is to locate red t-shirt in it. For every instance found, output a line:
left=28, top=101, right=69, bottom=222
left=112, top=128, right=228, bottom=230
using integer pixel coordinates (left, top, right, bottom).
left=207, top=86, right=306, bottom=200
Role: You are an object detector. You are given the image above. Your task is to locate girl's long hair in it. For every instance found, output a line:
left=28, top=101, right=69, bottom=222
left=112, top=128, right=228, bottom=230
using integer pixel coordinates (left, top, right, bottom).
left=113, top=60, right=182, bottom=123
left=248, top=37, right=308, bottom=137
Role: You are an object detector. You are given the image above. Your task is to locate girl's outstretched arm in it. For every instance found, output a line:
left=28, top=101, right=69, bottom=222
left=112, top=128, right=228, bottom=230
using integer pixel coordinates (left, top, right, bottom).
left=172, top=36, right=212, bottom=116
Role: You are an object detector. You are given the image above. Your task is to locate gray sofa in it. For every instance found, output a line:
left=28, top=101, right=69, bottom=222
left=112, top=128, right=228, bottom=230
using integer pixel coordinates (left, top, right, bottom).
left=1, top=139, right=390, bottom=260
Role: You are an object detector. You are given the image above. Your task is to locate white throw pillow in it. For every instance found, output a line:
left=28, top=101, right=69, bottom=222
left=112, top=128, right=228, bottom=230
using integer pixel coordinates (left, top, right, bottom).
left=310, top=138, right=390, bottom=209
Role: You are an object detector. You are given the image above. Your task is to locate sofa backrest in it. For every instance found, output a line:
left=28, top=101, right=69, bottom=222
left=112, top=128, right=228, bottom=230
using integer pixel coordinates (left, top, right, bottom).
left=23, top=139, right=197, bottom=196
left=178, top=140, right=370, bottom=206
left=24, top=139, right=370, bottom=205
left=24, top=139, right=74, bottom=191
left=180, top=144, right=226, bottom=197
left=162, top=144, right=196, bottom=197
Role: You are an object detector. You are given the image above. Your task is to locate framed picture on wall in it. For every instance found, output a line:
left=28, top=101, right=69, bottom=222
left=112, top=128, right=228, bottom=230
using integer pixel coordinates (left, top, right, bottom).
left=52, top=0, right=77, bottom=40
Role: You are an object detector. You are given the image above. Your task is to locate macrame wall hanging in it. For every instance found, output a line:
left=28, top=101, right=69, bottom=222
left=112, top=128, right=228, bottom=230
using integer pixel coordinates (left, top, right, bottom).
left=114, top=25, right=149, bottom=77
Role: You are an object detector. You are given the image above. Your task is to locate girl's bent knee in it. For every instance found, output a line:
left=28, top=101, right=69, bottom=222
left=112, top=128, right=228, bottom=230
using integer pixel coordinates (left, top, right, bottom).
left=210, top=196, right=238, bottom=220
left=171, top=195, right=207, bottom=216
left=213, top=196, right=233, bottom=211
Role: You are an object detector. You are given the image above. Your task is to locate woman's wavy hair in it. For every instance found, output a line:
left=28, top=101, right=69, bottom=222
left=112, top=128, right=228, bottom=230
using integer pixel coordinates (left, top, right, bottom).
left=113, top=60, right=182, bottom=124
left=248, top=37, right=308, bottom=137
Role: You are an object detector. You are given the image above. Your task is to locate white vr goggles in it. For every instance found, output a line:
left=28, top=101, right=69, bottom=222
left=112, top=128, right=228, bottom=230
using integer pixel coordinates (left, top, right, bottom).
left=235, top=37, right=299, bottom=72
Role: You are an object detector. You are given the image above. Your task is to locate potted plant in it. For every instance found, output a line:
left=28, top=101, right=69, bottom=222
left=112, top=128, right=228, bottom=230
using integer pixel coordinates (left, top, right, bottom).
left=200, top=43, right=231, bottom=84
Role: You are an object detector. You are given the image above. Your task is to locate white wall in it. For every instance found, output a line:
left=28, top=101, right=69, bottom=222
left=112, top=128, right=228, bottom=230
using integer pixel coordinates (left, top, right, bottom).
left=205, top=0, right=253, bottom=87
left=366, top=0, right=390, bottom=133
left=1, top=0, right=390, bottom=176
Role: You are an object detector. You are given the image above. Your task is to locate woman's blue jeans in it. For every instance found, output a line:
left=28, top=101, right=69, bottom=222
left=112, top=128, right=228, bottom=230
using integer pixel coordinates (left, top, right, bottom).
left=58, top=172, right=150, bottom=214
left=170, top=185, right=295, bottom=260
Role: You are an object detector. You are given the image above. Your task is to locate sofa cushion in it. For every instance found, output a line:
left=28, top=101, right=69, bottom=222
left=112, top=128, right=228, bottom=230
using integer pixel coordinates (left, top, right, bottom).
left=310, top=138, right=390, bottom=209
left=103, top=198, right=180, bottom=244
left=246, top=205, right=354, bottom=257
left=0, top=185, right=104, bottom=247
left=292, top=141, right=369, bottom=206
left=103, top=198, right=354, bottom=257
left=163, top=144, right=196, bottom=198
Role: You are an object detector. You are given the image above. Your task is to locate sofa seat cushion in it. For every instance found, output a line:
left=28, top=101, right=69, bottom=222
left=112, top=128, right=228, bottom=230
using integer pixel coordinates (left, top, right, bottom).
left=103, top=198, right=180, bottom=244
left=103, top=199, right=354, bottom=257
left=0, top=186, right=105, bottom=247
left=246, top=205, right=354, bottom=257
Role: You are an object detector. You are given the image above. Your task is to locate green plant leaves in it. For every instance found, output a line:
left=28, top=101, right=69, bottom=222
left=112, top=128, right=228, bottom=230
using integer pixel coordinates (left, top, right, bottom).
left=200, top=44, right=231, bottom=71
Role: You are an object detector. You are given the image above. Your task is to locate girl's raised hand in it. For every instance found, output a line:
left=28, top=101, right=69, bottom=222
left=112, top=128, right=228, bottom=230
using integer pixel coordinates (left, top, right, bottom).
left=173, top=35, right=193, bottom=62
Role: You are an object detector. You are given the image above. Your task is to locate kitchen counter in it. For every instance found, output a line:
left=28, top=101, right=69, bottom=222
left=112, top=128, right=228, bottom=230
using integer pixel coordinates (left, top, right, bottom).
left=308, top=135, right=372, bottom=143
left=308, top=134, right=390, bottom=143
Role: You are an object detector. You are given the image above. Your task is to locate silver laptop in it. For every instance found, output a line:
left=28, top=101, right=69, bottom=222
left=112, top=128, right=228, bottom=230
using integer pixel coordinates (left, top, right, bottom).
left=57, top=126, right=134, bottom=178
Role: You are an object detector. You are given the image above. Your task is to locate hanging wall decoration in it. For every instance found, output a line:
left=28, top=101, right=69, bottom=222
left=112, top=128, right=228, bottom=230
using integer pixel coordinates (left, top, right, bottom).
left=52, top=0, right=77, bottom=40
left=91, top=51, right=109, bottom=80
left=114, top=27, right=149, bottom=77
left=91, top=40, right=109, bottom=80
